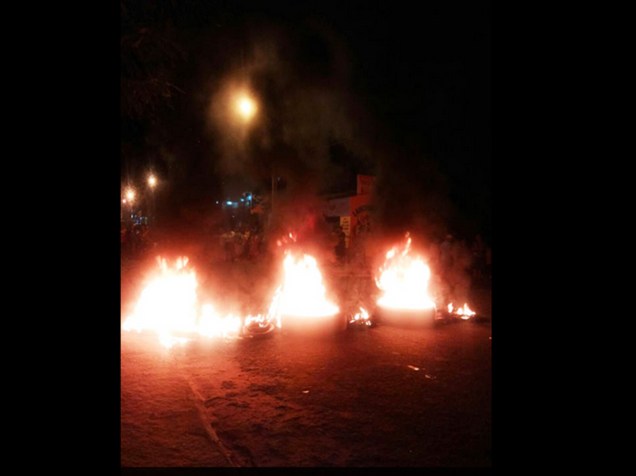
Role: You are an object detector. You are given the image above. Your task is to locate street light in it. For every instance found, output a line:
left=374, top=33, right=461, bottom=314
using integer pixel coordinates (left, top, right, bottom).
left=235, top=94, right=257, bottom=122
left=230, top=89, right=274, bottom=223
left=147, top=174, right=157, bottom=225
left=125, top=188, right=136, bottom=222
left=231, top=90, right=276, bottom=220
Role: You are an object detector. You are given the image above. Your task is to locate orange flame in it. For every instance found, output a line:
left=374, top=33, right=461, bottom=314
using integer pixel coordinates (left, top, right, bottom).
left=272, top=252, right=339, bottom=323
left=198, top=304, right=243, bottom=338
left=124, top=252, right=345, bottom=346
left=349, top=306, right=371, bottom=326
left=122, top=257, right=199, bottom=345
left=457, top=303, right=476, bottom=320
left=123, top=257, right=253, bottom=348
left=375, top=235, right=436, bottom=311
left=447, top=302, right=477, bottom=320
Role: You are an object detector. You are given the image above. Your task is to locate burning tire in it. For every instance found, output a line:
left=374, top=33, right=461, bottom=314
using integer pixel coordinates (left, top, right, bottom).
left=242, top=321, right=276, bottom=339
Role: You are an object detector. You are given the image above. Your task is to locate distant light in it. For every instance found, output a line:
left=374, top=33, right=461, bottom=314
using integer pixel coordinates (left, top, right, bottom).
left=148, top=174, right=157, bottom=188
left=236, top=95, right=256, bottom=121
left=226, top=201, right=232, bottom=206
left=125, top=188, right=135, bottom=203
left=216, top=201, right=219, bottom=204
left=240, top=198, right=244, bottom=202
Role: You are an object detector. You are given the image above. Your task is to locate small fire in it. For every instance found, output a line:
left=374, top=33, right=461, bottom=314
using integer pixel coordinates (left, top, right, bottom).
left=272, top=252, right=339, bottom=324
left=375, top=235, right=436, bottom=311
left=349, top=306, right=372, bottom=326
left=448, top=302, right=476, bottom=320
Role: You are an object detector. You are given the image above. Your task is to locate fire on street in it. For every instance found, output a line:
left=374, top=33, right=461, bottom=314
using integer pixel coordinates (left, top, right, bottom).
left=119, top=1, right=491, bottom=465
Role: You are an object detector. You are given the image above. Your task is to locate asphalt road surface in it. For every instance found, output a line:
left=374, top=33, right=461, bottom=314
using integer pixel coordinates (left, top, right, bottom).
left=121, top=314, right=491, bottom=467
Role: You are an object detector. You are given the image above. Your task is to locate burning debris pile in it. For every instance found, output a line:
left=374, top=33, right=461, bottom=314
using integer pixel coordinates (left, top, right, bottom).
left=122, top=249, right=344, bottom=347
left=122, top=232, right=484, bottom=347
left=270, top=251, right=343, bottom=334
left=348, top=306, right=373, bottom=328
left=434, top=302, right=489, bottom=322
left=123, top=257, right=253, bottom=348
left=447, top=303, right=476, bottom=320
left=374, top=234, right=437, bottom=325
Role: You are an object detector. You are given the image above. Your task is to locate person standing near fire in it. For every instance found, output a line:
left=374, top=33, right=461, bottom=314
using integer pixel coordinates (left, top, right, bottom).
left=335, top=225, right=346, bottom=263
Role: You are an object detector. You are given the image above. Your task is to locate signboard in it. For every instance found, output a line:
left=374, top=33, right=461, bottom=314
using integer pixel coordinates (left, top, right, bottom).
left=350, top=194, right=373, bottom=237
left=340, top=216, right=351, bottom=248
left=356, top=175, right=375, bottom=195
left=323, top=197, right=350, bottom=217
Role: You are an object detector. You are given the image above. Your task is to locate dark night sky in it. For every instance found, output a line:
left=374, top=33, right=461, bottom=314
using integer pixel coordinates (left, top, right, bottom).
left=121, top=0, right=491, bottom=240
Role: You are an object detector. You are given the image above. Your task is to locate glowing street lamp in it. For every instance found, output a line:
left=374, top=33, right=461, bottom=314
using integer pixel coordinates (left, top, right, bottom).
left=235, top=94, right=257, bottom=122
left=232, top=91, right=275, bottom=216
left=123, top=187, right=136, bottom=222
left=147, top=174, right=157, bottom=225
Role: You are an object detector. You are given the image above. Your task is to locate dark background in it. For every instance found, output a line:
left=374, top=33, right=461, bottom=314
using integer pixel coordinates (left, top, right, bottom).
left=120, top=0, right=491, bottom=242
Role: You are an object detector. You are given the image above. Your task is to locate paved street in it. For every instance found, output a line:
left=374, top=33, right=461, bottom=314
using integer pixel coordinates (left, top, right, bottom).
left=121, top=309, right=491, bottom=467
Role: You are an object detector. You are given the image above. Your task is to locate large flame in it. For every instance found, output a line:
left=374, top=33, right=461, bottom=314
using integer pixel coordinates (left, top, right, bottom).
left=375, top=235, right=436, bottom=311
left=273, top=252, right=339, bottom=321
left=122, top=257, right=199, bottom=344
left=123, top=252, right=341, bottom=347
left=123, top=257, right=252, bottom=348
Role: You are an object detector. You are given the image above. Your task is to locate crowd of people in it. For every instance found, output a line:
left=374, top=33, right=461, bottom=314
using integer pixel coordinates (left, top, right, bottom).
left=220, top=228, right=265, bottom=262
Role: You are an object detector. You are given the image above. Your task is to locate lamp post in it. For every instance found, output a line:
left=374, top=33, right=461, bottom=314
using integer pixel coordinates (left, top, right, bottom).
left=232, top=91, right=274, bottom=218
